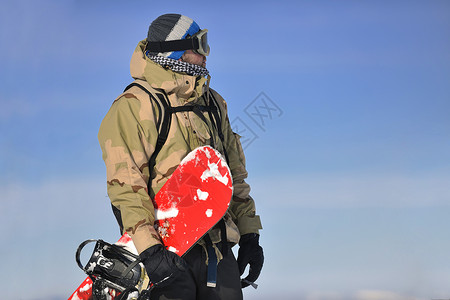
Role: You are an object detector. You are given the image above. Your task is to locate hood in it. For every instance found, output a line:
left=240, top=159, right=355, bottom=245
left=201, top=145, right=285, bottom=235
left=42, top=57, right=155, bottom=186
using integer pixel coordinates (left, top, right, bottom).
left=130, top=40, right=208, bottom=102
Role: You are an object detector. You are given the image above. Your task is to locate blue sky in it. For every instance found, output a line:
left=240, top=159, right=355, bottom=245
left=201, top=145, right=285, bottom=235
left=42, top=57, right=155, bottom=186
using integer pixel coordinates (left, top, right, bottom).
left=1, top=1, right=449, bottom=299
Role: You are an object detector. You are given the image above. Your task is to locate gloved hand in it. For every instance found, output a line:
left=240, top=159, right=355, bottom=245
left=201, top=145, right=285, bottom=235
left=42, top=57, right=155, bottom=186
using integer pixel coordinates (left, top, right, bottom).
left=139, top=244, right=187, bottom=288
left=237, top=233, right=264, bottom=288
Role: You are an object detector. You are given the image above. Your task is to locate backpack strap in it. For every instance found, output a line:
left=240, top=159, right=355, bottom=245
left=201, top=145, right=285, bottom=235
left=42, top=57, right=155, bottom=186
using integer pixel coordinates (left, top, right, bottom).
left=123, top=82, right=172, bottom=174
left=207, top=92, right=224, bottom=141
left=207, top=92, right=229, bottom=164
left=124, top=82, right=227, bottom=166
left=111, top=81, right=172, bottom=234
left=114, top=83, right=230, bottom=251
left=123, top=83, right=225, bottom=166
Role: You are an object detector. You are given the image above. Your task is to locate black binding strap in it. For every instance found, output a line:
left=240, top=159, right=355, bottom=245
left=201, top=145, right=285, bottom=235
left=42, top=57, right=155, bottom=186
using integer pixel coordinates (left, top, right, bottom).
left=76, top=239, right=98, bottom=271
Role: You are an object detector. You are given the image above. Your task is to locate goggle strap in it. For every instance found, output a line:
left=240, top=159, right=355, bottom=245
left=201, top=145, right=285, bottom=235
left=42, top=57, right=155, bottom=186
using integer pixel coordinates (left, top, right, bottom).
left=146, top=38, right=200, bottom=53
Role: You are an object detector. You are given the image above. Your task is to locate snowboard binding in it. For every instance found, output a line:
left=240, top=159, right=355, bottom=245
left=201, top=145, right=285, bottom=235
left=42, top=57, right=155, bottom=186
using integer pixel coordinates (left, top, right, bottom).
left=76, top=239, right=149, bottom=300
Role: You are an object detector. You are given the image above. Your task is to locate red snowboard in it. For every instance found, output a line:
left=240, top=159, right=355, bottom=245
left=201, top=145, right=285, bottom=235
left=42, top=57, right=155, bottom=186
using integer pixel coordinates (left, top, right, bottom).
left=69, top=146, right=233, bottom=300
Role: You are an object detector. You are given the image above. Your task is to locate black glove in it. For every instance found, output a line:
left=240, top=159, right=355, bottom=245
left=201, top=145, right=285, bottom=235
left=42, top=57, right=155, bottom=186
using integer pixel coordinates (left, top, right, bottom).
left=237, top=233, right=264, bottom=288
left=140, top=244, right=187, bottom=288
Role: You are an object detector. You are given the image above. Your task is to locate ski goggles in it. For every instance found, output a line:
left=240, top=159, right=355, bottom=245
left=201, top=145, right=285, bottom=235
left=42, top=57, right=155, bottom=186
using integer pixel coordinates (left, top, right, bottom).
left=145, top=29, right=210, bottom=56
left=189, top=29, right=210, bottom=56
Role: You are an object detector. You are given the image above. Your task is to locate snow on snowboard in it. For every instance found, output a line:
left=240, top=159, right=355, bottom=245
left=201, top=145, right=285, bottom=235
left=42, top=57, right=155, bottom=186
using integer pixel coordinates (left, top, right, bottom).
left=69, top=146, right=233, bottom=300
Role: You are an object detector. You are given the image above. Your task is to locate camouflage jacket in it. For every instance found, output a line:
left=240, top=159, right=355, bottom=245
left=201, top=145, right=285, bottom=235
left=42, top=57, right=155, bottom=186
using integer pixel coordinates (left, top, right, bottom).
left=98, top=40, right=262, bottom=254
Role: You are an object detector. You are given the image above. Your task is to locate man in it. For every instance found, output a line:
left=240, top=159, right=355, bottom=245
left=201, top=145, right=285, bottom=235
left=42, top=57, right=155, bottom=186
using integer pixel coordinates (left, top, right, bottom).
left=98, top=14, right=263, bottom=300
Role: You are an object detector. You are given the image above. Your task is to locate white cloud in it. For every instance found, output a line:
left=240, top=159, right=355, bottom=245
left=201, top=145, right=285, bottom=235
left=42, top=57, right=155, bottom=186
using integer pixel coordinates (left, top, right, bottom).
left=251, top=171, right=450, bottom=208
left=2, top=174, right=449, bottom=299
left=304, top=291, right=348, bottom=300
left=301, top=290, right=420, bottom=300
left=354, top=290, right=419, bottom=300
left=243, top=290, right=420, bottom=300
left=0, top=96, right=39, bottom=120
left=0, top=176, right=118, bottom=299
left=0, top=176, right=113, bottom=234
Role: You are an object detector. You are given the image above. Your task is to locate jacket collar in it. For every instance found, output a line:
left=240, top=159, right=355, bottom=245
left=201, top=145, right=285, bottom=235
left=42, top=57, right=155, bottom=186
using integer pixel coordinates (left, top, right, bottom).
left=130, top=40, right=207, bottom=103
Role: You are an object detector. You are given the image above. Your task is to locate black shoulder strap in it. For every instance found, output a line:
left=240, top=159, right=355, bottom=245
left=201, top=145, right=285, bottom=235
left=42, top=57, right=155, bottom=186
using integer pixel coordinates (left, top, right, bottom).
left=123, top=82, right=172, bottom=174
left=207, top=92, right=224, bottom=141
left=206, top=93, right=231, bottom=254
left=208, top=92, right=229, bottom=163
left=111, top=82, right=172, bottom=234
left=124, top=83, right=227, bottom=165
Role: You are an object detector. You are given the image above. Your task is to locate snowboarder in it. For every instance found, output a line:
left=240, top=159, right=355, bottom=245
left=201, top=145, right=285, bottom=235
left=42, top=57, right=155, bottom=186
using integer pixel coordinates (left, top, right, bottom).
left=98, top=13, right=263, bottom=300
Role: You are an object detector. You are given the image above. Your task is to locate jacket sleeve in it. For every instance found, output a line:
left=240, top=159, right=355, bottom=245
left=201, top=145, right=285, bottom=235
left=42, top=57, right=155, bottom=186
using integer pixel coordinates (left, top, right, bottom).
left=213, top=91, right=263, bottom=236
left=98, top=94, right=161, bottom=254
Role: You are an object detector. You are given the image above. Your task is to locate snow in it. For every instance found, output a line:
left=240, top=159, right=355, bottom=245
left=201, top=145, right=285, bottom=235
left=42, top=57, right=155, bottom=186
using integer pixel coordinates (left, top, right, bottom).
left=181, top=147, right=201, bottom=164
left=168, top=246, right=178, bottom=253
left=197, top=189, right=209, bottom=200
left=204, top=147, right=212, bottom=158
left=70, top=292, right=82, bottom=300
left=104, top=287, right=113, bottom=300
left=86, top=261, right=96, bottom=273
left=205, top=209, right=213, bottom=217
left=179, top=146, right=232, bottom=189
left=116, top=238, right=138, bottom=255
left=201, top=162, right=229, bottom=186
left=79, top=282, right=92, bottom=293
left=158, top=226, right=168, bottom=238
left=155, top=207, right=179, bottom=220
